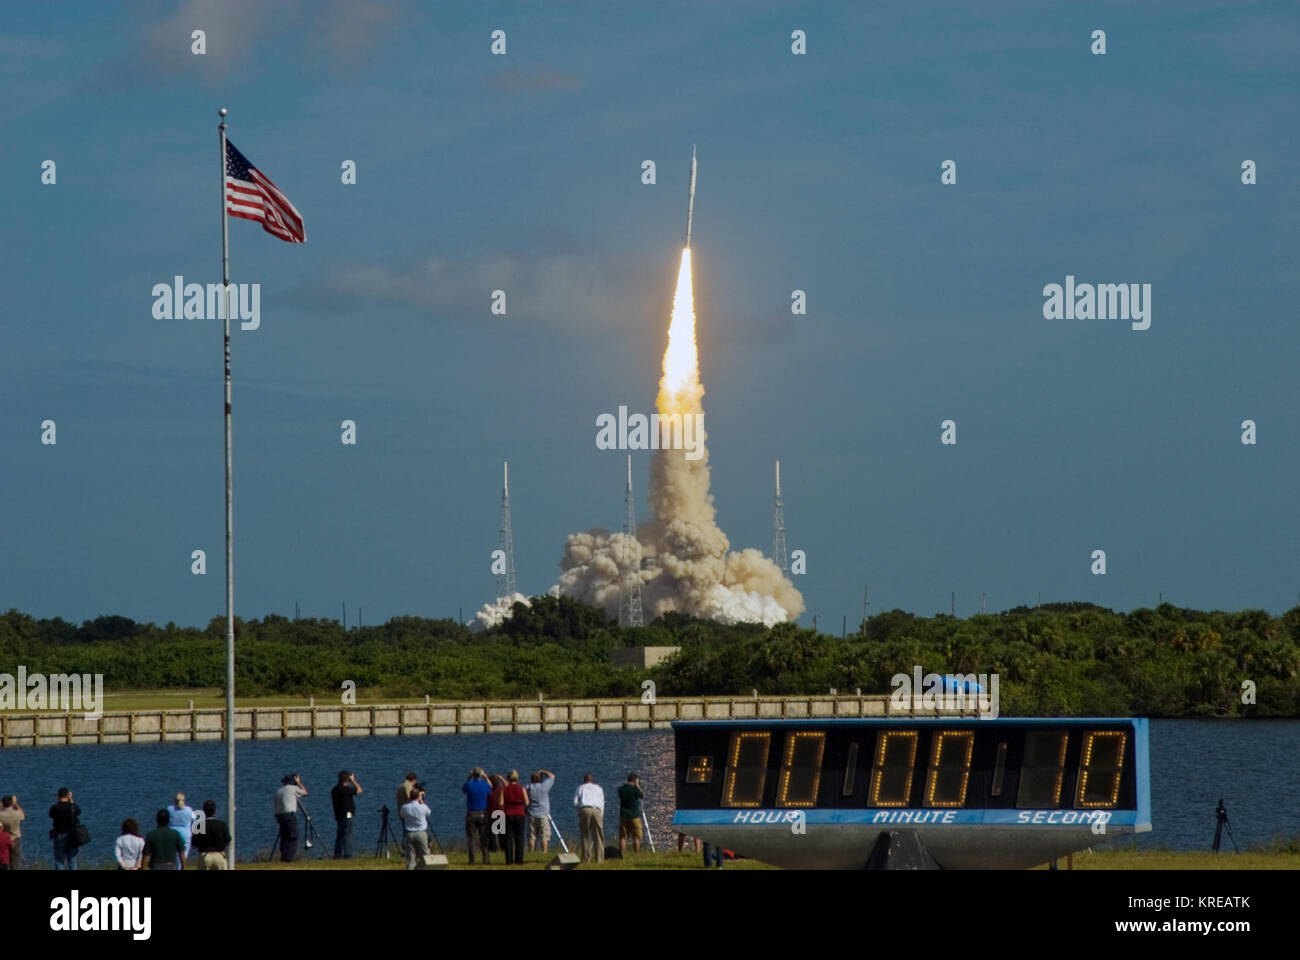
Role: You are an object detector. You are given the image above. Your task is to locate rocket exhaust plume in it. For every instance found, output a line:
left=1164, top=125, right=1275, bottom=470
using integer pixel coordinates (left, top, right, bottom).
left=477, top=149, right=803, bottom=628
left=549, top=236, right=804, bottom=625
left=636, top=246, right=804, bottom=624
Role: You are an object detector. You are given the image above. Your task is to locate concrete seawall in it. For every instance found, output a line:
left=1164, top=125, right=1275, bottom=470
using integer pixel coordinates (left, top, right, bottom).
left=0, top=694, right=981, bottom=747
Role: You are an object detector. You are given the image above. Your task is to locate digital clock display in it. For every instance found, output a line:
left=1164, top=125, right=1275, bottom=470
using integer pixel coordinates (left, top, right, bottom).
left=691, top=722, right=1136, bottom=813
left=673, top=719, right=1149, bottom=871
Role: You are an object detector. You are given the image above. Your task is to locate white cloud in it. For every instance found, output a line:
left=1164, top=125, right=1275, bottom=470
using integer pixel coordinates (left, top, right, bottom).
left=327, top=249, right=662, bottom=335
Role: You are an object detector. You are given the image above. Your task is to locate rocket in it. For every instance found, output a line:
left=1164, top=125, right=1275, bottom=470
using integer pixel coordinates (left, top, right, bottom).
left=685, top=144, right=697, bottom=248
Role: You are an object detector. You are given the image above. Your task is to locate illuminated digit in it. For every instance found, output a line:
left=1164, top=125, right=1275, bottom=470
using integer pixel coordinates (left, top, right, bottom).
left=868, top=731, right=919, bottom=807
left=1075, top=730, right=1126, bottom=808
left=722, top=732, right=771, bottom=807
left=777, top=731, right=826, bottom=807
left=924, top=730, right=975, bottom=807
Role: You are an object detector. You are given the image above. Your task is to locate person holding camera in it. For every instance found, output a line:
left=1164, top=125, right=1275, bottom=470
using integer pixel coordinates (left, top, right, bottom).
left=398, top=783, right=432, bottom=870
left=331, top=770, right=363, bottom=859
left=48, top=787, right=81, bottom=870
left=462, top=767, right=492, bottom=865
left=526, top=770, right=555, bottom=853
left=618, top=773, right=646, bottom=855
left=273, top=774, right=308, bottom=863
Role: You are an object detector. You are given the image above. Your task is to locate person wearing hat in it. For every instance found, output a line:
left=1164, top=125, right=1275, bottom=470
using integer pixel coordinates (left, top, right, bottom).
left=273, top=774, right=308, bottom=862
left=166, top=792, right=196, bottom=867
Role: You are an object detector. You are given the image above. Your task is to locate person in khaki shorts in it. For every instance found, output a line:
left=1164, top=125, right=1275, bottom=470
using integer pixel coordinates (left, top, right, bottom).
left=572, top=773, right=605, bottom=863
left=192, top=800, right=232, bottom=870
left=0, top=796, right=25, bottom=869
left=526, top=769, right=555, bottom=852
left=617, top=773, right=645, bottom=854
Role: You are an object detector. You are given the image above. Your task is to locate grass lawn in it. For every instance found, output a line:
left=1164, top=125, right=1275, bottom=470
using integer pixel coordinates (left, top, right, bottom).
left=1048, top=847, right=1297, bottom=870
left=241, top=849, right=774, bottom=870
left=233, top=847, right=1294, bottom=870
left=95, top=689, right=425, bottom=711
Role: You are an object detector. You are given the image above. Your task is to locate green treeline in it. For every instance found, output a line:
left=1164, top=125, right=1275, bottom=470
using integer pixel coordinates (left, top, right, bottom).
left=1, top=598, right=1297, bottom=717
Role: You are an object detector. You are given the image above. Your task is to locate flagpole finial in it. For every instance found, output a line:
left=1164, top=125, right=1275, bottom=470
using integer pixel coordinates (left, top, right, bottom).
left=218, top=107, right=227, bottom=117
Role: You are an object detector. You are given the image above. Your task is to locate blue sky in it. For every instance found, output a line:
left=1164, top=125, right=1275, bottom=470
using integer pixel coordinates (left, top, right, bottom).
left=2, top=0, right=1297, bottom=629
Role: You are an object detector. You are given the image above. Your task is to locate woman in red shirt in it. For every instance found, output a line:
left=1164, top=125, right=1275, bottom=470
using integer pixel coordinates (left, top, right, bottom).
left=486, top=774, right=506, bottom=856
left=503, top=770, right=528, bottom=865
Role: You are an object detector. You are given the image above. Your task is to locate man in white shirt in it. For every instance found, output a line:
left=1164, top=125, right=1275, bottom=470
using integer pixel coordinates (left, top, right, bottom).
left=399, top=786, right=432, bottom=870
left=572, top=773, right=605, bottom=863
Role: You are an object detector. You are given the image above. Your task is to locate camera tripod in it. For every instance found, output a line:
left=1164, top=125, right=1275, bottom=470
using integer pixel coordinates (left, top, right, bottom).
left=297, top=800, right=329, bottom=857
left=374, top=805, right=404, bottom=859
left=265, top=800, right=330, bottom=861
left=1211, top=797, right=1239, bottom=853
left=382, top=797, right=446, bottom=863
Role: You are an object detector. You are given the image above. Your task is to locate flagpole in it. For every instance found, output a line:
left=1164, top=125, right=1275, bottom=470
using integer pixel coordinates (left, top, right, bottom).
left=218, top=106, right=237, bottom=869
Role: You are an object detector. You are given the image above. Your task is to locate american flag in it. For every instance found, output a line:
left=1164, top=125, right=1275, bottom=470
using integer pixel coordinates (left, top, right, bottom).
left=225, top=139, right=305, bottom=244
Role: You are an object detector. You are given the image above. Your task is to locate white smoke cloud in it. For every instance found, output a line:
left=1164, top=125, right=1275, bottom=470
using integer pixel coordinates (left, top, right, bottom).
left=474, top=248, right=804, bottom=630
left=548, top=443, right=805, bottom=627
left=471, top=592, right=530, bottom=631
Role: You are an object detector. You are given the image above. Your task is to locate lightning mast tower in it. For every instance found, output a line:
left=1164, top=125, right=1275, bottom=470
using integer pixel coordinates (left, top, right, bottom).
left=772, top=460, right=789, bottom=575
left=497, top=460, right=517, bottom=599
left=619, top=455, right=644, bottom=628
